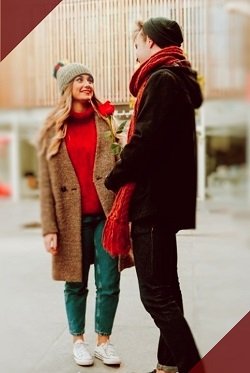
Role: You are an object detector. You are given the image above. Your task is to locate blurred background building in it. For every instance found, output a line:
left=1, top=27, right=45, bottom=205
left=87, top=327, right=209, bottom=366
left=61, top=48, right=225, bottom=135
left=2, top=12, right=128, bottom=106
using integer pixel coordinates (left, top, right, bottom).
left=0, top=0, right=249, bottom=203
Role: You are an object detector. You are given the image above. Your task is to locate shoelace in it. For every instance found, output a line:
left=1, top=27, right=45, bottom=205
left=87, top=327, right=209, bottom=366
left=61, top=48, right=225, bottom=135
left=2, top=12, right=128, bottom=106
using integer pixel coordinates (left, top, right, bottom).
left=74, top=342, right=90, bottom=358
left=103, top=342, right=116, bottom=357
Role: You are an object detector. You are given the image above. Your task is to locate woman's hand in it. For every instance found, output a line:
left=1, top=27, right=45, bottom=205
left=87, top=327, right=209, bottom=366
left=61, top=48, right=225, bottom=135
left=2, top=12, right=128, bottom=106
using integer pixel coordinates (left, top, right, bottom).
left=44, top=233, right=58, bottom=255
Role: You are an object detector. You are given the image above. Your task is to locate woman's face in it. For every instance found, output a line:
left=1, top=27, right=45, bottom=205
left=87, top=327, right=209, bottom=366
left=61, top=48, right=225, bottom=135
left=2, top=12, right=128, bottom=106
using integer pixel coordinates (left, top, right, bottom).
left=72, top=74, right=94, bottom=102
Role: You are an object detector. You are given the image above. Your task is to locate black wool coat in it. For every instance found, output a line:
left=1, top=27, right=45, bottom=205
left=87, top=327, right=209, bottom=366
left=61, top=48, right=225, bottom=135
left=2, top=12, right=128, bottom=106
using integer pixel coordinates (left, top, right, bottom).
left=105, top=66, right=203, bottom=231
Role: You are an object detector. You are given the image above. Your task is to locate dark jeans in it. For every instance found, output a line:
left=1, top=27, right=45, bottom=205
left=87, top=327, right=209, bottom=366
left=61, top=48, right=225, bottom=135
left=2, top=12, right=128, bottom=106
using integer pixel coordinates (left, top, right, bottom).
left=131, top=219, right=202, bottom=373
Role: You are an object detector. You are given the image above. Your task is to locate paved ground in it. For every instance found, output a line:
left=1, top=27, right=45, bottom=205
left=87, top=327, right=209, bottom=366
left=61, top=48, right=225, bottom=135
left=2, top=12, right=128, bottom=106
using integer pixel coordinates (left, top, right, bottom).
left=0, top=197, right=249, bottom=373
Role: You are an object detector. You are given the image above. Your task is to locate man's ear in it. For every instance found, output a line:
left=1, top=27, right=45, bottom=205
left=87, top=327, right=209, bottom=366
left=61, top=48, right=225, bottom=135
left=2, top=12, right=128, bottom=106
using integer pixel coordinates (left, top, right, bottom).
left=146, top=36, right=154, bottom=49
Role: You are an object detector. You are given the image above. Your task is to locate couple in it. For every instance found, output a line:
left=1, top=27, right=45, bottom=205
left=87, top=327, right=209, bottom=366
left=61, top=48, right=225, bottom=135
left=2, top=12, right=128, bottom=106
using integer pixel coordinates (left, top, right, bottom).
left=38, top=17, right=203, bottom=373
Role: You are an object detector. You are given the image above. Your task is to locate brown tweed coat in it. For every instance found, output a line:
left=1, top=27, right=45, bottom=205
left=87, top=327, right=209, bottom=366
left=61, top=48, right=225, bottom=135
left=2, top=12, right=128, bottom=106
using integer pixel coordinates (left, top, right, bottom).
left=39, top=114, right=133, bottom=282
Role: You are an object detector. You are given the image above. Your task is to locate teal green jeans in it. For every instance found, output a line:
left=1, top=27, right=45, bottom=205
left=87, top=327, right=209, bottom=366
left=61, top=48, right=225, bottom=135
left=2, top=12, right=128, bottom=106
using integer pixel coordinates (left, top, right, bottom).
left=64, top=215, right=120, bottom=336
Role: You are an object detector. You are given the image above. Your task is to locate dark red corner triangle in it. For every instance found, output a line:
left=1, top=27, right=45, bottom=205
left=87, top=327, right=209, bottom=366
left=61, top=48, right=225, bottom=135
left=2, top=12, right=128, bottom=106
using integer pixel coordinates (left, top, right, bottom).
left=0, top=0, right=62, bottom=61
left=190, top=311, right=250, bottom=373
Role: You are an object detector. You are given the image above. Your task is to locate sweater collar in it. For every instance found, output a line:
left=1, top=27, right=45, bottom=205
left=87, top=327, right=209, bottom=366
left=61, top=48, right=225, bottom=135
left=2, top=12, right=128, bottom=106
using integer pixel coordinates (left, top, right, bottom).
left=68, top=104, right=95, bottom=122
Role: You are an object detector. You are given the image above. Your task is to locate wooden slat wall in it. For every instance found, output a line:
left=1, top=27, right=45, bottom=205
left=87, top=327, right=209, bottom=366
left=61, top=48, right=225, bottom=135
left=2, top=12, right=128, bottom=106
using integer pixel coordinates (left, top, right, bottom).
left=0, top=0, right=246, bottom=108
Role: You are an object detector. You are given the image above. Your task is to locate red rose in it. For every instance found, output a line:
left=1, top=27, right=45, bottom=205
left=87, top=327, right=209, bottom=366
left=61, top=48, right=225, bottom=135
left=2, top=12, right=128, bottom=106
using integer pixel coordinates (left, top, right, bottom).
left=98, top=101, right=115, bottom=116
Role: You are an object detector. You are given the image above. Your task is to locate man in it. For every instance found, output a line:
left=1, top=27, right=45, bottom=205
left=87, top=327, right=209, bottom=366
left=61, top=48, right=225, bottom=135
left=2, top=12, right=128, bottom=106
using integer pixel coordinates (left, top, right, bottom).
left=104, top=17, right=203, bottom=373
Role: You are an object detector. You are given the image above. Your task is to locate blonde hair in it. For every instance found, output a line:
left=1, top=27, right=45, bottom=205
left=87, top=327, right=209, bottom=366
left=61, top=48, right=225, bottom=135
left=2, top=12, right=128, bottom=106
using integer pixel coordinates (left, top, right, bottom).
left=38, top=81, right=105, bottom=160
left=133, top=20, right=147, bottom=42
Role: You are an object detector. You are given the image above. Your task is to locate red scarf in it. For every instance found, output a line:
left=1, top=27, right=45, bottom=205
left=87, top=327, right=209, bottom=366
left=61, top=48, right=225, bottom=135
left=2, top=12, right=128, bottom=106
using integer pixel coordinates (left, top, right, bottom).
left=102, top=46, right=190, bottom=256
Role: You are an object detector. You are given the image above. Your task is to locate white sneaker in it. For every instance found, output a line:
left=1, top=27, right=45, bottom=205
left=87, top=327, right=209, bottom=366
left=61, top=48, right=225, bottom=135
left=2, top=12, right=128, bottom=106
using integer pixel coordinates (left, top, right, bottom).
left=73, top=341, right=94, bottom=366
left=94, top=341, right=121, bottom=365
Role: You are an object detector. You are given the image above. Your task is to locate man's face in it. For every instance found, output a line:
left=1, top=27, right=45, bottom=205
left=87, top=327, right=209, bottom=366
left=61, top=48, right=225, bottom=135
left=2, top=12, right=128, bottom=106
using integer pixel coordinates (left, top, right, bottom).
left=134, top=31, right=151, bottom=64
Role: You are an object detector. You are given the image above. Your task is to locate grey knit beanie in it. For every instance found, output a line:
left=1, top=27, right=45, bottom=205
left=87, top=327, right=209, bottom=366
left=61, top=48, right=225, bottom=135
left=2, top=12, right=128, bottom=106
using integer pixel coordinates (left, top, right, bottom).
left=143, top=17, right=183, bottom=48
left=53, top=62, right=94, bottom=94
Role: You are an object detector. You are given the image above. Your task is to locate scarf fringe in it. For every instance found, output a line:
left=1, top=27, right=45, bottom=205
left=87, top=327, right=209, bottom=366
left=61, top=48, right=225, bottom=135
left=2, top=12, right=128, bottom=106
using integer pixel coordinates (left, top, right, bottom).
left=102, top=183, right=135, bottom=256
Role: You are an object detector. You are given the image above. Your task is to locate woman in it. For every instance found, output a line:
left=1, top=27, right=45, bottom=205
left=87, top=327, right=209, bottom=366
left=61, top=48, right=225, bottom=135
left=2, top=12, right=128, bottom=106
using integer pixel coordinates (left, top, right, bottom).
left=38, top=62, right=124, bottom=367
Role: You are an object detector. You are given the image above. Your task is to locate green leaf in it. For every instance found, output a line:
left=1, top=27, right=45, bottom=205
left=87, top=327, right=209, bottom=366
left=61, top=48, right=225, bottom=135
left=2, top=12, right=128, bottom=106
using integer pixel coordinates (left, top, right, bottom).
left=104, top=130, right=112, bottom=139
left=116, top=120, right=127, bottom=134
left=111, top=142, right=122, bottom=155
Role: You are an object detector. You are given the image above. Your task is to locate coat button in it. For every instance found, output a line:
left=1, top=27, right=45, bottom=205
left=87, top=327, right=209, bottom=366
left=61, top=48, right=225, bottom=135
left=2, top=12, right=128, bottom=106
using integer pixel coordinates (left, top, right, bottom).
left=60, top=186, right=68, bottom=192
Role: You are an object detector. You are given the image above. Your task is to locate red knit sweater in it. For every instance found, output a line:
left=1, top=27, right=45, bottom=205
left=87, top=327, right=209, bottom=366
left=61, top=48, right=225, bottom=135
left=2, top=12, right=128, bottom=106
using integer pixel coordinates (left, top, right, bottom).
left=65, top=106, right=103, bottom=215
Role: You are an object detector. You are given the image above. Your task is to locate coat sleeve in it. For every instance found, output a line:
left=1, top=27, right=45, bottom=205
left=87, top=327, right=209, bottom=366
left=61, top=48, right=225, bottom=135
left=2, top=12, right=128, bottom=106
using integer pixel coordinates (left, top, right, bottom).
left=104, top=70, right=178, bottom=192
left=38, top=151, right=58, bottom=236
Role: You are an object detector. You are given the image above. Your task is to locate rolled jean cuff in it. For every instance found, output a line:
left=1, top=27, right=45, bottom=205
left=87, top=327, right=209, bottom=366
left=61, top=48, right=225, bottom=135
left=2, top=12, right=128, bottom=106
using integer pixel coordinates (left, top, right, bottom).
left=71, top=332, right=85, bottom=336
left=157, top=363, right=178, bottom=372
left=95, top=330, right=110, bottom=336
